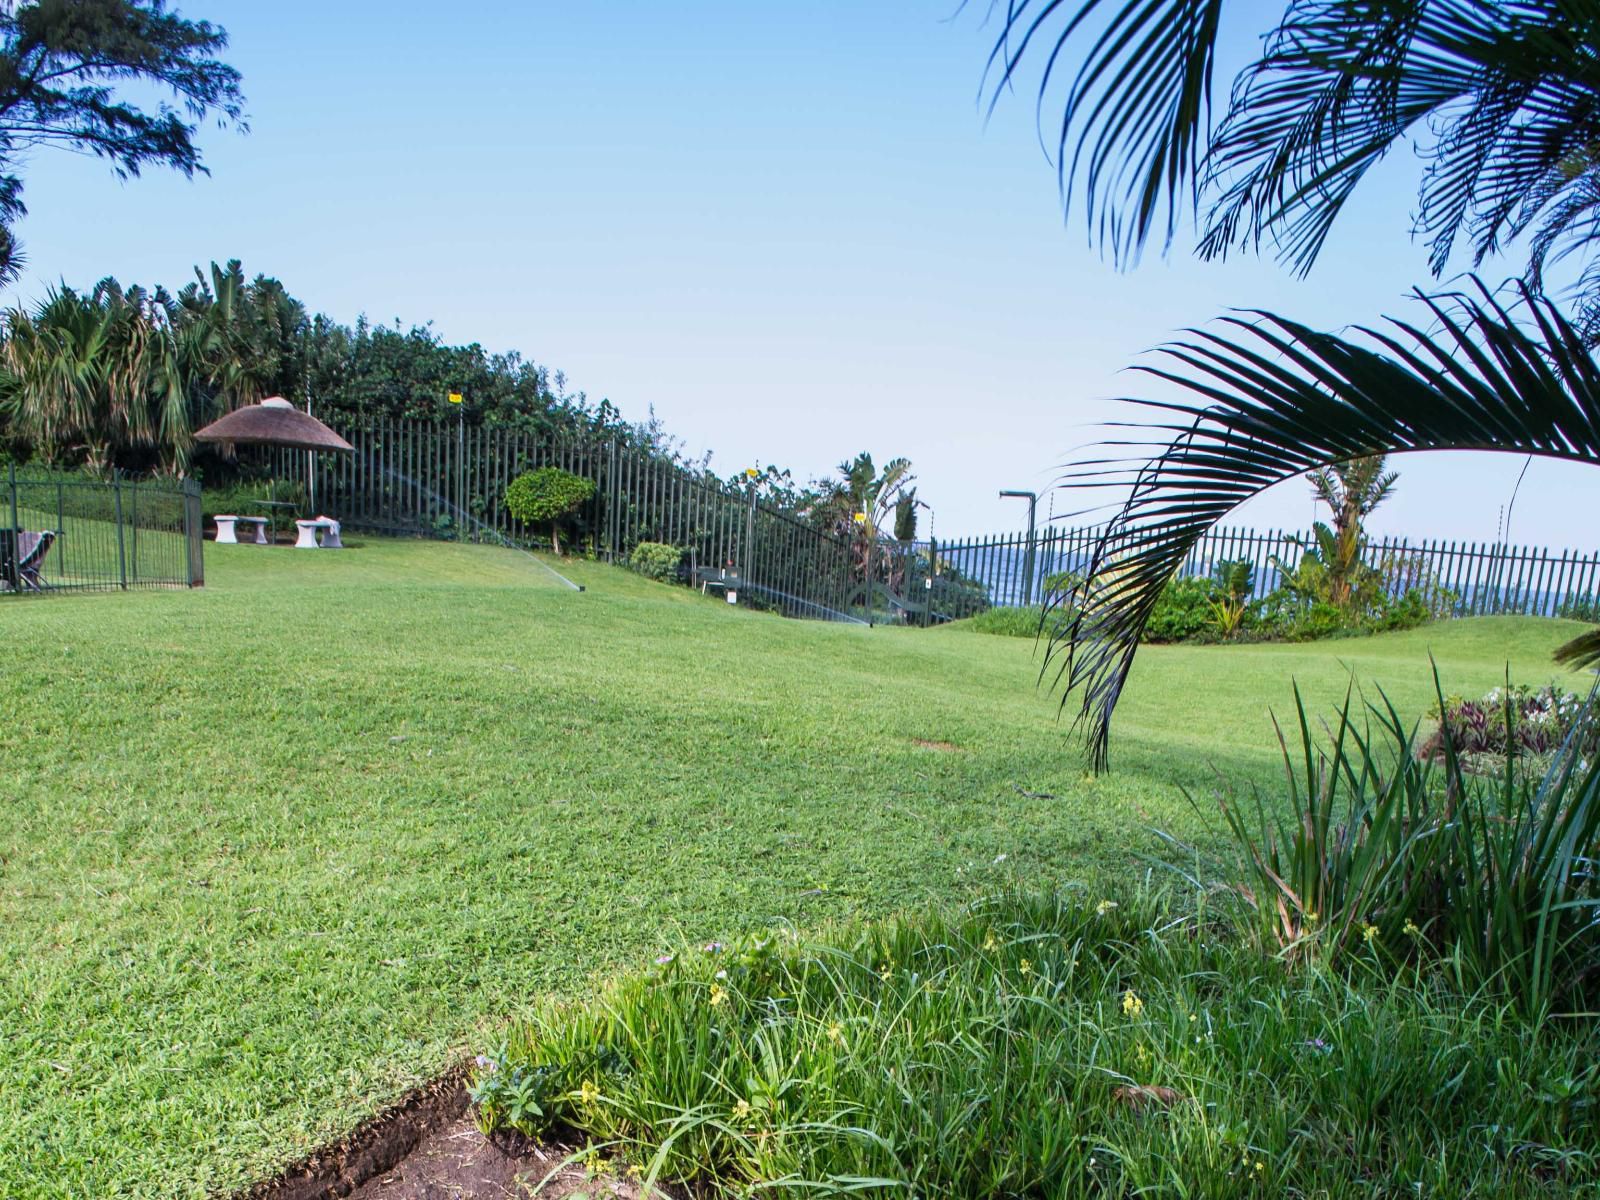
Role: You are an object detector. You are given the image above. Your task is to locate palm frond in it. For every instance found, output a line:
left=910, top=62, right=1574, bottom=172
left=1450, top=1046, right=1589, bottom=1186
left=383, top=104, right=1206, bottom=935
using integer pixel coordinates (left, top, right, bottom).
left=1555, top=628, right=1600, bottom=671
left=983, top=0, right=1224, bottom=265
left=1050, top=279, right=1600, bottom=768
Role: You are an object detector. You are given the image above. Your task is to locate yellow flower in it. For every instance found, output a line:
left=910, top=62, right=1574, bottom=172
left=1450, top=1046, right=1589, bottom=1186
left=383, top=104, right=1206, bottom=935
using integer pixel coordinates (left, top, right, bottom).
left=1403, top=919, right=1422, bottom=938
left=878, top=962, right=893, bottom=981
left=1362, top=923, right=1379, bottom=944
left=579, top=1079, right=600, bottom=1106
left=1019, top=958, right=1033, bottom=977
left=1122, top=988, right=1144, bottom=1018
left=1096, top=899, right=1118, bottom=917
left=709, top=985, right=728, bottom=1007
left=1305, top=910, right=1318, bottom=923
left=733, top=1098, right=753, bottom=1122
left=1255, top=1162, right=1266, bottom=1174
left=982, top=932, right=999, bottom=952
left=826, top=1021, right=845, bottom=1046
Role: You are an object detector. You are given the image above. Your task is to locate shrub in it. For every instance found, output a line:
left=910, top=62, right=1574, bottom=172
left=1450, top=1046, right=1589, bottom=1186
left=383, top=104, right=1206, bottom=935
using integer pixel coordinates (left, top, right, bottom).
left=471, top=891, right=1600, bottom=1196
left=503, top=467, right=595, bottom=555
left=630, top=541, right=683, bottom=582
left=1201, top=678, right=1600, bottom=1014
left=200, top=479, right=307, bottom=523
left=968, top=604, right=1046, bottom=638
left=1560, top=595, right=1600, bottom=623
left=1247, top=583, right=1446, bottom=642
left=1421, top=683, right=1599, bottom=766
left=1040, top=568, right=1083, bottom=600
left=1144, top=576, right=1217, bottom=642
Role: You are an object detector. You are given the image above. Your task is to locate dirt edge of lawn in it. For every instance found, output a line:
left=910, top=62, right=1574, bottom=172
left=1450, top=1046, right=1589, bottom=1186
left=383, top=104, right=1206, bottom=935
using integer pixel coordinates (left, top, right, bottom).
left=233, top=1064, right=663, bottom=1200
left=233, top=1065, right=474, bottom=1200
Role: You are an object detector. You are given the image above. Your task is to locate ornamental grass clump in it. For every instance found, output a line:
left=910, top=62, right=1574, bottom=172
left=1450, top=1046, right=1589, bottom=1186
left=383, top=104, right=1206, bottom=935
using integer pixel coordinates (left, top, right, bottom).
left=1201, top=672, right=1600, bottom=1015
left=471, top=891, right=1599, bottom=1198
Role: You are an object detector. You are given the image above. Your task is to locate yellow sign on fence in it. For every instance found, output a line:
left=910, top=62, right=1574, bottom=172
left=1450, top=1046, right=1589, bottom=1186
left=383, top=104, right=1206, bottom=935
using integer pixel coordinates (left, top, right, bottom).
left=448, top=392, right=463, bottom=405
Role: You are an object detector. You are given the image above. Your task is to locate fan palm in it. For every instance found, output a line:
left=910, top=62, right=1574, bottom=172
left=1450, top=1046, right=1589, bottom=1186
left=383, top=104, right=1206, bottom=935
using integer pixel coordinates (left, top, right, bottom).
left=980, top=0, right=1600, bottom=763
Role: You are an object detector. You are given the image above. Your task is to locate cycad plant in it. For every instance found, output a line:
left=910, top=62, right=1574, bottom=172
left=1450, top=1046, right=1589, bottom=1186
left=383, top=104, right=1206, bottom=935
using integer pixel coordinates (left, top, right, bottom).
left=1207, top=558, right=1253, bottom=637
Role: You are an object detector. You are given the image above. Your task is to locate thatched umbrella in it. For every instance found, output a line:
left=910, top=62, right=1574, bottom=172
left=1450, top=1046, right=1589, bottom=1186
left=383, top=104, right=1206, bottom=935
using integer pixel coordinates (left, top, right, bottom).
left=194, top=397, right=353, bottom=454
left=195, top=398, right=353, bottom=538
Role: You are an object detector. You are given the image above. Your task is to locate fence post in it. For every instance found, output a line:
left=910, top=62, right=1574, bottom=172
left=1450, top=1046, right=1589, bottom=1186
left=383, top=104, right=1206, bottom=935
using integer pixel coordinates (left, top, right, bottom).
left=6, top=462, right=18, bottom=591
left=129, top=477, right=139, bottom=584
left=185, top=478, right=205, bottom=587
left=112, top=471, right=128, bottom=590
left=745, top=479, right=757, bottom=585
left=607, top=440, right=620, bottom=560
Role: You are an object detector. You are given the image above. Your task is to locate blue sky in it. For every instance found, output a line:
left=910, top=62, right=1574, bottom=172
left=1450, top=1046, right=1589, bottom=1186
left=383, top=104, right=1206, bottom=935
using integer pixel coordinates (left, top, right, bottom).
left=7, top=1, right=1597, bottom=546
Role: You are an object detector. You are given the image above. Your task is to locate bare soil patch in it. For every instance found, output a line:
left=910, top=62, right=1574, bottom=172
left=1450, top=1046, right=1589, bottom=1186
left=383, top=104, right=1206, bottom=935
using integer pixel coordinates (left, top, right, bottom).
left=235, top=1068, right=662, bottom=1200
left=911, top=738, right=962, bottom=752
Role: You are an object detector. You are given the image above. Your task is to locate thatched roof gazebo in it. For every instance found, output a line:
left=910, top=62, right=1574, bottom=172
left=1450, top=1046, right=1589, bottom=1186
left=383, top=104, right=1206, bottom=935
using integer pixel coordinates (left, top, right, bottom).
left=194, top=398, right=353, bottom=538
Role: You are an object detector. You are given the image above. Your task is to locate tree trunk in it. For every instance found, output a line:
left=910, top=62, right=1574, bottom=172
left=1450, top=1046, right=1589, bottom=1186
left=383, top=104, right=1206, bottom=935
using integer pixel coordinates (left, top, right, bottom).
left=550, top=521, right=562, bottom=557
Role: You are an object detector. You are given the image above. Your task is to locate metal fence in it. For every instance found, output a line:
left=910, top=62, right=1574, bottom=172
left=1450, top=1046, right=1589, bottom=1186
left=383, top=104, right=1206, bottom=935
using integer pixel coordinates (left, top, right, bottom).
left=927, top=524, right=1600, bottom=619
left=244, top=416, right=1600, bottom=624
left=263, top=419, right=857, bottom=620
left=3, top=465, right=204, bottom=596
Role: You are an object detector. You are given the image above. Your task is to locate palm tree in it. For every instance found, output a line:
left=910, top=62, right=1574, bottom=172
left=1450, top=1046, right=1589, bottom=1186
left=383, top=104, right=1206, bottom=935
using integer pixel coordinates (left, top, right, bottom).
left=0, top=281, right=175, bottom=475
left=979, top=0, right=1600, bottom=764
left=1301, top=456, right=1398, bottom=609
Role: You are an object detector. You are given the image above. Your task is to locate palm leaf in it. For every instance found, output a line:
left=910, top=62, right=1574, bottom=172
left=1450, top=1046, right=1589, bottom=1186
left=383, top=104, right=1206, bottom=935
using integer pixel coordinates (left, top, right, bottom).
left=1049, top=278, right=1600, bottom=768
left=1554, top=628, right=1600, bottom=671
left=983, top=0, right=1225, bottom=264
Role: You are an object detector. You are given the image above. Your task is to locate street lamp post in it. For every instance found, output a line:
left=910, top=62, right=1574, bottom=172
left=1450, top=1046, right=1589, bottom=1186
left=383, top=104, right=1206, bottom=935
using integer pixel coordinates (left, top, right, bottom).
left=999, top=489, right=1038, bottom=606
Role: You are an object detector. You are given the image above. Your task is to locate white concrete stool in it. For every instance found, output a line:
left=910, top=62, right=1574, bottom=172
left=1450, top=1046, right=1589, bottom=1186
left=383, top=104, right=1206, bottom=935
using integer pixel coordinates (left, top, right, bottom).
left=237, top=516, right=270, bottom=545
left=294, top=519, right=323, bottom=548
left=315, top=516, right=343, bottom=549
left=214, top=515, right=239, bottom=544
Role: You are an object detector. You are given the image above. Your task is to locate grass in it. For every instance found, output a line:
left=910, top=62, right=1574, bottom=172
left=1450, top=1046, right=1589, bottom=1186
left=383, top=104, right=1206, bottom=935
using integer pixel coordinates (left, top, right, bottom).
left=0, top=535, right=1589, bottom=1197
left=479, top=891, right=1600, bottom=1197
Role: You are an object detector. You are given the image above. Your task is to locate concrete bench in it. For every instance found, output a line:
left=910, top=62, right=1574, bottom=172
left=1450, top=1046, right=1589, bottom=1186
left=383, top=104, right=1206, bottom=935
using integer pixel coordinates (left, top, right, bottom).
left=294, top=517, right=343, bottom=549
left=214, top=514, right=240, bottom=544
left=237, top=516, right=270, bottom=545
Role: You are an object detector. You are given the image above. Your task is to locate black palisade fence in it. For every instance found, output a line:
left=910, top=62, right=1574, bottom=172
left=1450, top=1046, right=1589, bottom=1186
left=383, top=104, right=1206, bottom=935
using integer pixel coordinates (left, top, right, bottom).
left=265, top=418, right=857, bottom=621
left=928, top=523, right=1600, bottom=618
left=258, top=418, right=1598, bottom=623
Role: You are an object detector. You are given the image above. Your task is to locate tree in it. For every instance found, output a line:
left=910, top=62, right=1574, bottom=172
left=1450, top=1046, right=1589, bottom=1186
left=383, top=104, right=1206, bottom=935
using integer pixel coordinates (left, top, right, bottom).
left=0, top=257, right=668, bottom=474
left=503, top=466, right=596, bottom=555
left=978, top=0, right=1600, bottom=764
left=0, top=1, right=245, bottom=284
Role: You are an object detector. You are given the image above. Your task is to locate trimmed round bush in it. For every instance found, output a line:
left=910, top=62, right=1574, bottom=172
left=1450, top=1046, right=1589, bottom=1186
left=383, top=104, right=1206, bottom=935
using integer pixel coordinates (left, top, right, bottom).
left=504, top=467, right=595, bottom=555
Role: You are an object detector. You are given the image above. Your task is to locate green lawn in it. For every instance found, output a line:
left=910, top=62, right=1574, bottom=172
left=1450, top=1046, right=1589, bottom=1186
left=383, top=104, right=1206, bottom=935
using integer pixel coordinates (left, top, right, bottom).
left=0, top=536, right=1588, bottom=1198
